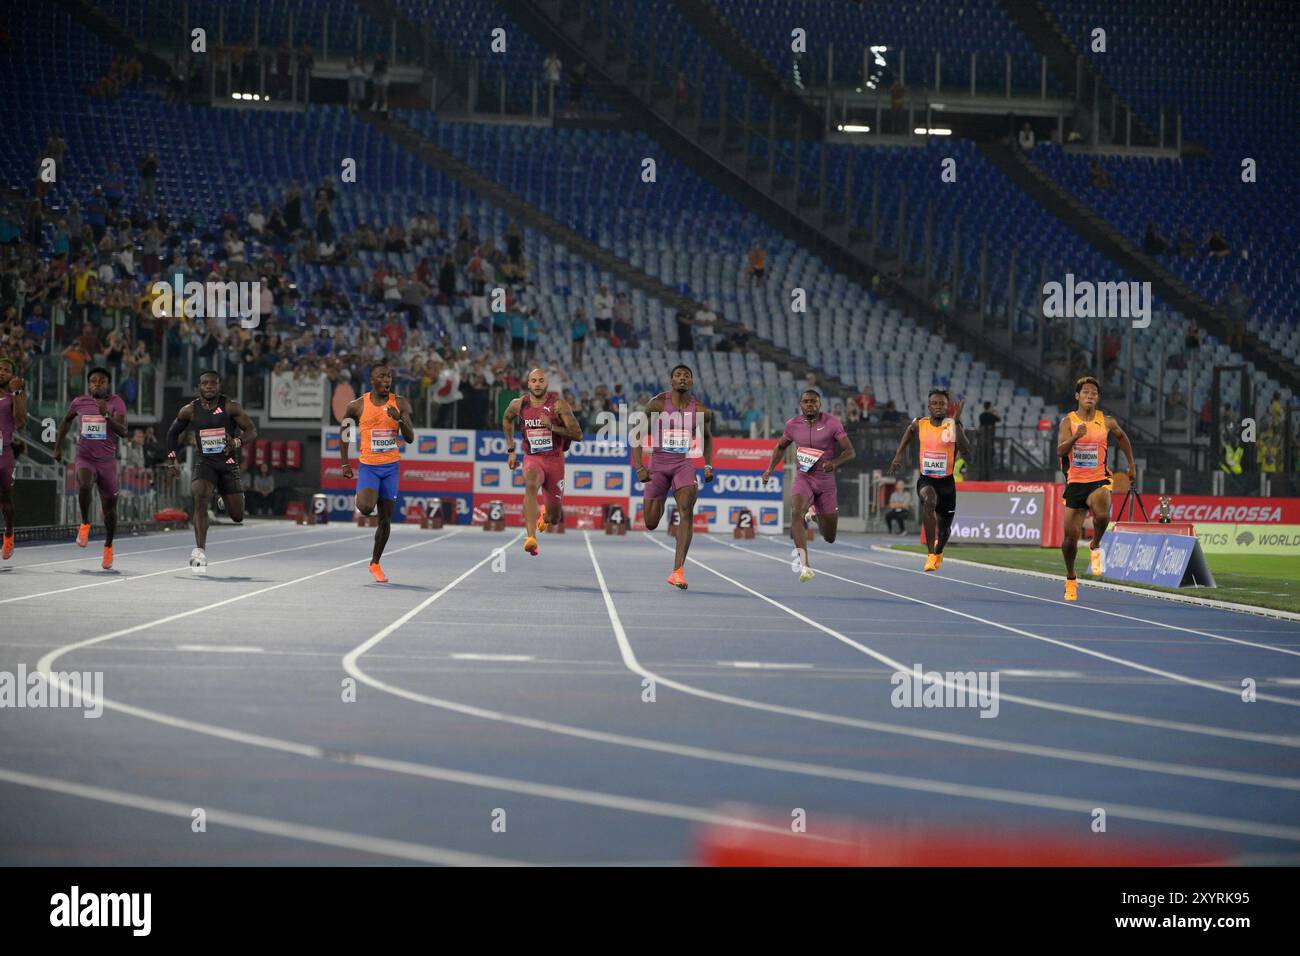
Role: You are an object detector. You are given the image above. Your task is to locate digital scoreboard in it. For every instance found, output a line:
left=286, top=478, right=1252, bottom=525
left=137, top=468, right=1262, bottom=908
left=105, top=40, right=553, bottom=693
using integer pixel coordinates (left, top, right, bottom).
left=933, top=481, right=1062, bottom=546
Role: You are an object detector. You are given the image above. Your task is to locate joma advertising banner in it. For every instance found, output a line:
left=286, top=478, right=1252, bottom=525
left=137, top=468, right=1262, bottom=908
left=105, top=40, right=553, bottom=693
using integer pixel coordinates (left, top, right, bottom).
left=320, top=428, right=783, bottom=530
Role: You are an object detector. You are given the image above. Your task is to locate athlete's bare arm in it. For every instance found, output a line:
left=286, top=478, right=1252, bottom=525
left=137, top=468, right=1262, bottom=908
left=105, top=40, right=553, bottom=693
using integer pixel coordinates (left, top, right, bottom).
left=52, top=406, right=77, bottom=462
left=339, top=397, right=362, bottom=479
left=1107, top=416, right=1137, bottom=479
left=389, top=396, right=415, bottom=444
left=106, top=402, right=129, bottom=439
left=951, top=400, right=970, bottom=458
left=503, top=398, right=521, bottom=470
left=227, top=399, right=258, bottom=453
left=700, top=405, right=715, bottom=480
left=551, top=399, right=582, bottom=442
left=954, top=421, right=971, bottom=459
left=762, top=436, right=793, bottom=481
left=887, top=419, right=918, bottom=474
left=824, top=434, right=856, bottom=473
left=631, top=394, right=665, bottom=476
left=1057, top=417, right=1087, bottom=460
left=164, top=403, right=194, bottom=476
left=8, top=383, right=27, bottom=430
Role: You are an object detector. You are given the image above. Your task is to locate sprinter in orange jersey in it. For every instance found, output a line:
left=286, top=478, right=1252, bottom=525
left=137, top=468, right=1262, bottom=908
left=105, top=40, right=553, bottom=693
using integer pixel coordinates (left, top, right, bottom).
left=887, top=389, right=970, bottom=572
left=339, top=364, right=415, bottom=584
left=1058, top=375, right=1136, bottom=602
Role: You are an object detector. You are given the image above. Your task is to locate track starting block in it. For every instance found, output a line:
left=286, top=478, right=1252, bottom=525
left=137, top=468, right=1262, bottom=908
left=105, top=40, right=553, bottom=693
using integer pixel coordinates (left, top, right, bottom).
left=483, top=500, right=506, bottom=532
left=422, top=497, right=445, bottom=529
left=733, top=509, right=755, bottom=539
left=604, top=504, right=627, bottom=535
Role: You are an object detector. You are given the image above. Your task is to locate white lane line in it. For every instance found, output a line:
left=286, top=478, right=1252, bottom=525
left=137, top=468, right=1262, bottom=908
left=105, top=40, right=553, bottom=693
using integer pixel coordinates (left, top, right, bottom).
left=720, top=661, right=816, bottom=670
left=449, top=653, right=536, bottom=662
left=1001, top=670, right=1087, bottom=679
left=711, top=536, right=1300, bottom=709
left=851, top=540, right=1300, bottom=629
left=1272, top=679, right=1300, bottom=687
left=673, top=535, right=1300, bottom=747
left=0, top=765, right=523, bottom=866
left=32, top=534, right=829, bottom=841
left=34, top=530, right=462, bottom=650
left=176, top=645, right=265, bottom=654
left=0, top=530, right=378, bottom=606
left=14, top=527, right=311, bottom=569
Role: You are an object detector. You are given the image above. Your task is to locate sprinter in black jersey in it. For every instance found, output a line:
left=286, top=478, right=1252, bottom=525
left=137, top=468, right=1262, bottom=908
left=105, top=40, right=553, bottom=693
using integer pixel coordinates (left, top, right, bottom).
left=164, top=370, right=257, bottom=569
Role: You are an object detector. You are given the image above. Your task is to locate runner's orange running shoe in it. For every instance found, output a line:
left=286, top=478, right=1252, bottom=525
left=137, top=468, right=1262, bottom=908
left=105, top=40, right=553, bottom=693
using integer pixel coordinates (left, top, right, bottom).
left=1089, top=547, right=1104, bottom=577
left=2, top=534, right=13, bottom=560
left=524, top=535, right=539, bottom=556
left=667, top=567, right=688, bottom=590
left=76, top=523, right=90, bottom=548
left=1064, top=578, right=1078, bottom=602
left=101, top=546, right=113, bottom=570
left=369, top=562, right=388, bottom=584
left=535, top=514, right=549, bottom=533
left=923, top=553, right=939, bottom=572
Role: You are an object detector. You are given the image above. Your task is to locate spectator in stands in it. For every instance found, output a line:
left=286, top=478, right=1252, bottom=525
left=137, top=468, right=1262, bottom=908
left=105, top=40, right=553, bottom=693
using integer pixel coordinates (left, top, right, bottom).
left=543, top=51, right=562, bottom=104
left=1017, top=121, right=1035, bottom=152
left=398, top=274, right=429, bottom=327
left=138, top=149, right=159, bottom=208
left=674, top=307, right=694, bottom=351
left=979, top=402, right=1000, bottom=432
left=857, top=384, right=875, bottom=416
left=570, top=61, right=588, bottom=105
left=508, top=309, right=526, bottom=367
left=383, top=223, right=407, bottom=254
left=1205, top=228, right=1230, bottom=258
left=505, top=220, right=523, bottom=264
left=885, top=485, right=912, bottom=535
left=525, top=309, right=539, bottom=363
left=742, top=396, right=763, bottom=436
left=1142, top=221, right=1168, bottom=256
left=314, top=196, right=334, bottom=244
left=1165, top=380, right=1186, bottom=419
left=692, top=302, right=716, bottom=351
left=1224, top=282, right=1250, bottom=351
left=593, top=284, right=614, bottom=342
left=571, top=307, right=588, bottom=369
left=246, top=203, right=266, bottom=237
left=845, top=399, right=861, bottom=424
left=611, top=293, right=635, bottom=347
left=1176, top=226, right=1196, bottom=257
left=345, top=55, right=367, bottom=110
left=1102, top=327, right=1121, bottom=382
left=62, top=339, right=89, bottom=383
left=889, top=79, right=905, bottom=133
left=1184, top=318, right=1201, bottom=356
left=370, top=53, right=389, bottom=112
left=880, top=401, right=903, bottom=425
left=249, top=463, right=277, bottom=516
left=381, top=314, right=404, bottom=355
left=747, top=241, right=766, bottom=286
left=1088, top=159, right=1115, bottom=190
left=44, top=129, right=68, bottom=183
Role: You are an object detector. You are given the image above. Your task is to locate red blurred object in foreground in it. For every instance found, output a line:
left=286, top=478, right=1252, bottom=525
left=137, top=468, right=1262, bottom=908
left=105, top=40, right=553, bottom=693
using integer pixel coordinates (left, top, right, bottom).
left=696, top=816, right=1229, bottom=867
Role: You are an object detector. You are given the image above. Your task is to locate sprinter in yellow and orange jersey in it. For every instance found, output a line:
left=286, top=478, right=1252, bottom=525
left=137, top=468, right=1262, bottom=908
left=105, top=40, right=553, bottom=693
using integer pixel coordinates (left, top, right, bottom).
left=887, top=389, right=970, bottom=573
left=1058, top=375, right=1136, bottom=602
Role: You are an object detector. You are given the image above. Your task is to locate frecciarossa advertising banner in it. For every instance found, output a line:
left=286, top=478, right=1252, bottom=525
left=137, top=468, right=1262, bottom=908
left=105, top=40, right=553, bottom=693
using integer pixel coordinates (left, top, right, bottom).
left=319, top=428, right=785, bottom=531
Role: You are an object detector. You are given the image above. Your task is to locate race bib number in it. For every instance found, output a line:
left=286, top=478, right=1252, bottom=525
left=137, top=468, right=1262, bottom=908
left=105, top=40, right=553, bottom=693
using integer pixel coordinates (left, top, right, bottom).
left=199, top=427, right=227, bottom=455
left=921, top=451, right=949, bottom=477
left=796, top=446, right=822, bottom=473
left=525, top=426, right=553, bottom=454
left=369, top=428, right=398, bottom=454
left=660, top=427, right=691, bottom=454
left=1071, top=442, right=1100, bottom=471
left=80, top=415, right=108, bottom=440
